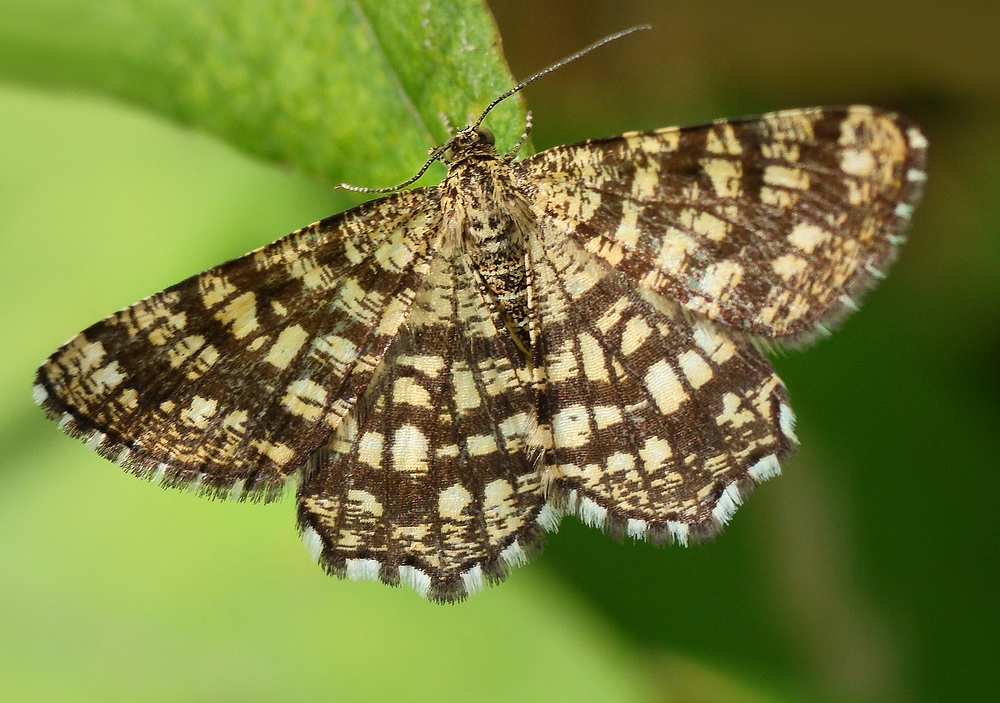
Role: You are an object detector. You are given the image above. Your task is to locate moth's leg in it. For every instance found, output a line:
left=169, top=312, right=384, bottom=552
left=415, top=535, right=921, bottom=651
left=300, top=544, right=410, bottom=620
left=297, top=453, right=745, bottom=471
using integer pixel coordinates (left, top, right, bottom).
left=505, top=111, right=533, bottom=161
left=439, top=112, right=456, bottom=139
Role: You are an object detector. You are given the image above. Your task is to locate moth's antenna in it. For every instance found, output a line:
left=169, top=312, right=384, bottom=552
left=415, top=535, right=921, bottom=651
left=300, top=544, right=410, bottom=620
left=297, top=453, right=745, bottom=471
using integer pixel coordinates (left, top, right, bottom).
left=339, top=143, right=450, bottom=193
left=473, top=24, right=652, bottom=129
left=339, top=24, right=652, bottom=194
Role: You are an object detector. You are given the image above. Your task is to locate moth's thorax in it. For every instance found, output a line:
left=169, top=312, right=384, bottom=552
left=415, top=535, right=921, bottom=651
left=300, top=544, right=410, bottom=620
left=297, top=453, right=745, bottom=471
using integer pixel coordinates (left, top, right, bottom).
left=441, top=150, right=535, bottom=351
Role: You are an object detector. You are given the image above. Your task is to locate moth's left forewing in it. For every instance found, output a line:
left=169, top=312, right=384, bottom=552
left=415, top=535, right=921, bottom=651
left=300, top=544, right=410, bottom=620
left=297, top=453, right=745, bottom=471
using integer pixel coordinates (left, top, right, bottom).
left=513, top=106, right=927, bottom=343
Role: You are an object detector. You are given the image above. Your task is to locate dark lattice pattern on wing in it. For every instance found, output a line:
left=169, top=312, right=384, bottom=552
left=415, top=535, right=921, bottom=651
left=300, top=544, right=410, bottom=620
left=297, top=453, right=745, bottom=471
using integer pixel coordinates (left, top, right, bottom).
left=530, top=227, right=796, bottom=543
left=515, top=106, right=927, bottom=342
left=297, top=244, right=549, bottom=602
left=35, top=190, right=441, bottom=501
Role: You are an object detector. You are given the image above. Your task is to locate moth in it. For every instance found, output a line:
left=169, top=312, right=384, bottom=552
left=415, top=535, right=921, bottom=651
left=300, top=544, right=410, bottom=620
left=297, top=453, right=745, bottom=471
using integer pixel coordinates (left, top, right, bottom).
left=35, top=29, right=926, bottom=602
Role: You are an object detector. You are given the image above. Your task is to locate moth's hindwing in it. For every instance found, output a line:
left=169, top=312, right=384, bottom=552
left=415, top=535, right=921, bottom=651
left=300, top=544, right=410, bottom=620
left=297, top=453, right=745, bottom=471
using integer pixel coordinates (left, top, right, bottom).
left=529, top=227, right=796, bottom=544
left=297, top=245, right=549, bottom=602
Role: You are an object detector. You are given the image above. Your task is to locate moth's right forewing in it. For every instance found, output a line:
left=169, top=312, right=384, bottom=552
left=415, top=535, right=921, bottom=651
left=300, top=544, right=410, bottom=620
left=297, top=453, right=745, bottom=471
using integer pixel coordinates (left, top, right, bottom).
left=36, top=188, right=443, bottom=500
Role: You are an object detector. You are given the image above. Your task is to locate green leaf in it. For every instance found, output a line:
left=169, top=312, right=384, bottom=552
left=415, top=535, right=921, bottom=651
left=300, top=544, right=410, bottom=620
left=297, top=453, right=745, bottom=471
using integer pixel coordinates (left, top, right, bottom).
left=0, top=0, right=528, bottom=187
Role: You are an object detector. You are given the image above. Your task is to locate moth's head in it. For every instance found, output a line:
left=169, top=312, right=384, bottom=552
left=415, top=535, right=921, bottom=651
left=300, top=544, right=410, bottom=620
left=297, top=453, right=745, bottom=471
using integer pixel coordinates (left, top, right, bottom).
left=437, top=25, right=649, bottom=168
left=338, top=27, right=648, bottom=195
left=443, top=125, right=497, bottom=163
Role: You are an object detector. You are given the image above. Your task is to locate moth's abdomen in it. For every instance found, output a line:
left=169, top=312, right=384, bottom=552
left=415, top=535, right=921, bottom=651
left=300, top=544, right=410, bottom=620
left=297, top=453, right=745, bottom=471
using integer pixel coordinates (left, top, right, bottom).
left=445, top=157, right=535, bottom=352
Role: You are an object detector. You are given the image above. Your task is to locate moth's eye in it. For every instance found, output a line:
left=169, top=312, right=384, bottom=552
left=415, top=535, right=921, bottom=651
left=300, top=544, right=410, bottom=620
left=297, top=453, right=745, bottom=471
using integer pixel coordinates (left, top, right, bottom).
left=476, top=126, right=495, bottom=146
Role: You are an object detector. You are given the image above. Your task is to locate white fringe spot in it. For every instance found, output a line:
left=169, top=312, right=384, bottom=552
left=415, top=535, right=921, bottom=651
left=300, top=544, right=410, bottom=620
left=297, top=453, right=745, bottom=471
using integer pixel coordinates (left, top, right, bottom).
left=838, top=294, right=859, bottom=311
left=399, top=565, right=431, bottom=598
left=114, top=447, right=132, bottom=466
left=907, top=168, right=927, bottom=182
left=779, top=403, right=798, bottom=443
left=461, top=564, right=485, bottom=597
left=865, top=264, right=886, bottom=279
left=895, top=202, right=914, bottom=219
left=228, top=479, right=246, bottom=501
left=152, top=463, right=169, bottom=484
left=85, top=431, right=105, bottom=450
left=301, top=526, right=323, bottom=563
left=712, top=483, right=744, bottom=525
left=32, top=384, right=48, bottom=405
left=907, top=127, right=928, bottom=150
left=187, top=472, right=205, bottom=492
left=57, top=413, right=73, bottom=430
left=748, top=454, right=782, bottom=482
left=626, top=518, right=648, bottom=539
left=564, top=489, right=580, bottom=514
left=577, top=496, right=607, bottom=528
left=536, top=504, right=562, bottom=532
left=346, top=558, right=380, bottom=582
left=668, top=522, right=690, bottom=546
left=500, top=540, right=528, bottom=568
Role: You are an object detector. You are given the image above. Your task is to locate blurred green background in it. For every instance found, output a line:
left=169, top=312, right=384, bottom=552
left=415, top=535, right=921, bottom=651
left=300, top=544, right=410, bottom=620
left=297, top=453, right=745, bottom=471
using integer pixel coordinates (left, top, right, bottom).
left=2, top=0, right=997, bottom=701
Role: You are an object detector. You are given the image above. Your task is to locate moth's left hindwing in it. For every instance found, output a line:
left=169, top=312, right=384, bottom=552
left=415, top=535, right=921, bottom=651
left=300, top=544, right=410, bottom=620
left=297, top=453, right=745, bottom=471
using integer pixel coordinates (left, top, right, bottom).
left=35, top=189, right=442, bottom=501
left=528, top=214, right=796, bottom=544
